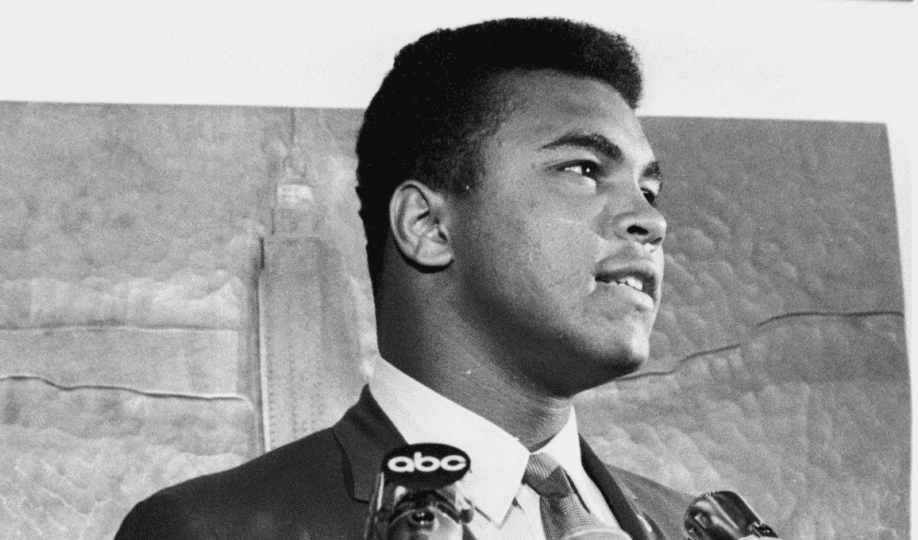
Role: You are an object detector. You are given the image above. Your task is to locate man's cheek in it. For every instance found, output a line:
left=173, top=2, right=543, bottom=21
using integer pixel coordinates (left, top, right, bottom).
left=546, top=235, right=597, bottom=293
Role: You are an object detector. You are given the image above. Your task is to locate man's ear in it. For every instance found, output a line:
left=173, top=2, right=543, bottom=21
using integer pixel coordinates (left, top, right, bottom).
left=389, top=180, right=454, bottom=268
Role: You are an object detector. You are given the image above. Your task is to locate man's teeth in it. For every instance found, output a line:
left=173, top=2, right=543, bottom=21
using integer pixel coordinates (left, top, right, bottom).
left=613, top=276, right=644, bottom=292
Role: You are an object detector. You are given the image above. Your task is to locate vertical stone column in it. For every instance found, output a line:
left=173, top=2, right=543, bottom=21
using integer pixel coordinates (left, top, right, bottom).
left=259, top=108, right=372, bottom=449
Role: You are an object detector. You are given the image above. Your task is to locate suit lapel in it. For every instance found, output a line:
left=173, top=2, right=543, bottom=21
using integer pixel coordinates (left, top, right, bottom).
left=580, top=437, right=655, bottom=540
left=332, top=385, right=408, bottom=503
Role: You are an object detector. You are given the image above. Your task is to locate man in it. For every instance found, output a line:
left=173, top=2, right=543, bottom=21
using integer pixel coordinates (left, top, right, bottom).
left=116, top=17, right=690, bottom=540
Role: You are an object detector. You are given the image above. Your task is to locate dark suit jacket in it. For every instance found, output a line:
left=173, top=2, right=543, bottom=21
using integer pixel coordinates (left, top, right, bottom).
left=115, top=387, right=692, bottom=540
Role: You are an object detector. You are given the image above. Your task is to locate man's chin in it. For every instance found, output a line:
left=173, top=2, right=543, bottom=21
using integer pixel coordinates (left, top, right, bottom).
left=585, top=338, right=650, bottom=382
left=550, top=346, right=648, bottom=396
left=597, top=352, right=645, bottom=382
left=580, top=316, right=655, bottom=370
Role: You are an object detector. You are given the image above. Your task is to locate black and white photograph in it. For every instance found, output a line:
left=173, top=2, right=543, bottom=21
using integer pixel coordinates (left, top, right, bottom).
left=0, top=2, right=913, bottom=539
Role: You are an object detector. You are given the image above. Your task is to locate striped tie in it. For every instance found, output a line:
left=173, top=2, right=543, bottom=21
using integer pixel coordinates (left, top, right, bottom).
left=524, top=453, right=631, bottom=540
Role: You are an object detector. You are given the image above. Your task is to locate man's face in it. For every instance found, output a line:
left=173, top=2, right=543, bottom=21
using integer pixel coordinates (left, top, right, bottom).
left=445, top=71, right=666, bottom=395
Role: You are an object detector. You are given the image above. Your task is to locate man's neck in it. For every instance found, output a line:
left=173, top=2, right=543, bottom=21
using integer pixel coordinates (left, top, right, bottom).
left=378, top=309, right=574, bottom=450
left=375, top=266, right=592, bottom=449
left=415, top=361, right=573, bottom=450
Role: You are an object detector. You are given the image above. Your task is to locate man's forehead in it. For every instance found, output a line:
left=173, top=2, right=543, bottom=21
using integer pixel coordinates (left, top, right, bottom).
left=492, top=71, right=654, bottom=160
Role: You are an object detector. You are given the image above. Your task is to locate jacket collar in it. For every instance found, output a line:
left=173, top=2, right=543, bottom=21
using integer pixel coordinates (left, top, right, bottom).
left=332, top=385, right=656, bottom=540
left=332, top=386, right=407, bottom=503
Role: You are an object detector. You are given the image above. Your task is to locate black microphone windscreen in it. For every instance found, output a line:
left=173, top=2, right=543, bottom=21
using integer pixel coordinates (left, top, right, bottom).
left=683, top=491, right=779, bottom=540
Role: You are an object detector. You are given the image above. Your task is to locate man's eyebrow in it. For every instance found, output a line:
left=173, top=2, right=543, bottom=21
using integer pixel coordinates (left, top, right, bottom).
left=541, top=132, right=622, bottom=162
left=540, top=131, right=663, bottom=181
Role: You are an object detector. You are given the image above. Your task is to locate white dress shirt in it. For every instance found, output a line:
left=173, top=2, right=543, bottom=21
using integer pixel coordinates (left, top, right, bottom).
left=369, top=358, right=631, bottom=540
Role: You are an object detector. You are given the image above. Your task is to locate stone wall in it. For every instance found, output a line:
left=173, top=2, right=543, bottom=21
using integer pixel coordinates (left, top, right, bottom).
left=0, top=104, right=907, bottom=540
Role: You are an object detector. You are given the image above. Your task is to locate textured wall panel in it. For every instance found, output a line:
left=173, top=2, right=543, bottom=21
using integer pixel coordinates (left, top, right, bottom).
left=0, top=275, right=244, bottom=330
left=575, top=119, right=908, bottom=540
left=0, top=327, right=238, bottom=394
left=0, top=102, right=288, bottom=539
left=0, top=379, right=254, bottom=540
left=638, top=119, right=900, bottom=372
left=579, top=313, right=908, bottom=540
left=0, top=102, right=281, bottom=313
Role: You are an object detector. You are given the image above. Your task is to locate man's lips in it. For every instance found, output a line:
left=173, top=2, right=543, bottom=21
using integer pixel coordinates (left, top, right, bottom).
left=593, top=259, right=660, bottom=303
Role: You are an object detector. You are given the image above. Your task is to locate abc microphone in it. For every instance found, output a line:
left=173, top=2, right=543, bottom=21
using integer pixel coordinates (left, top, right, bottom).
left=365, top=443, right=476, bottom=540
left=683, top=491, right=780, bottom=540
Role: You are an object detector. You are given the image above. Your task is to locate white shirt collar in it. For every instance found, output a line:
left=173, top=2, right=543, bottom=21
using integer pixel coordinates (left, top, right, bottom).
left=369, top=358, right=590, bottom=525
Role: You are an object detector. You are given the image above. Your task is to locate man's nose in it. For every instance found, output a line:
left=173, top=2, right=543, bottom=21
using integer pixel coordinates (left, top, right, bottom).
left=600, top=192, right=667, bottom=249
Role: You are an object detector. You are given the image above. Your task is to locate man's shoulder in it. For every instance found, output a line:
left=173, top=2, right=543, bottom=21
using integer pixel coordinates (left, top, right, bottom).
left=183, top=424, right=344, bottom=494
left=114, top=426, right=364, bottom=540
left=115, top=387, right=400, bottom=539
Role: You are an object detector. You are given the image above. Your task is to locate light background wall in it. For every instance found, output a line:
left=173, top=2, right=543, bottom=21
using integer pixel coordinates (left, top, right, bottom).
left=0, top=2, right=913, bottom=540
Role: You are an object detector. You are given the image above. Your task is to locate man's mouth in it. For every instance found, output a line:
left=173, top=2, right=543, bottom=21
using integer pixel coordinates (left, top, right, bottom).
left=610, top=274, right=645, bottom=293
left=594, top=264, right=658, bottom=302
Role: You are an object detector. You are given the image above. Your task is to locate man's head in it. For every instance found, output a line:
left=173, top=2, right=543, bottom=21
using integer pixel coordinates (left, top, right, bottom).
left=357, top=18, right=666, bottom=394
left=356, top=17, right=643, bottom=295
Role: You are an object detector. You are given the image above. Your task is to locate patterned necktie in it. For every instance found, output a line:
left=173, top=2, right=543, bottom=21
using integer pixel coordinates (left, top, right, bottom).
left=524, top=453, right=632, bottom=540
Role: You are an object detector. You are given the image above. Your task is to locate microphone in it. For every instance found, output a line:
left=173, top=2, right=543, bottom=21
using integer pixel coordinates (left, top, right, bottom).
left=365, top=443, right=476, bottom=540
left=683, top=491, right=780, bottom=540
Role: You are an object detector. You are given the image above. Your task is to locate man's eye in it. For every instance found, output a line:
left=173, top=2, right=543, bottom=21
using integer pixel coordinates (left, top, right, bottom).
left=642, top=188, right=659, bottom=207
left=561, top=162, right=600, bottom=178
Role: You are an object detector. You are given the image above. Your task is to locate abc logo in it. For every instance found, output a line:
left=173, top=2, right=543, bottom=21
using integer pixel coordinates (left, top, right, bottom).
left=382, top=443, right=471, bottom=490
left=387, top=452, right=467, bottom=473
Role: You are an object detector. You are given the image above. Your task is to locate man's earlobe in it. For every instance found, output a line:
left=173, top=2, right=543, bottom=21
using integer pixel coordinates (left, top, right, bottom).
left=389, top=180, right=454, bottom=268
